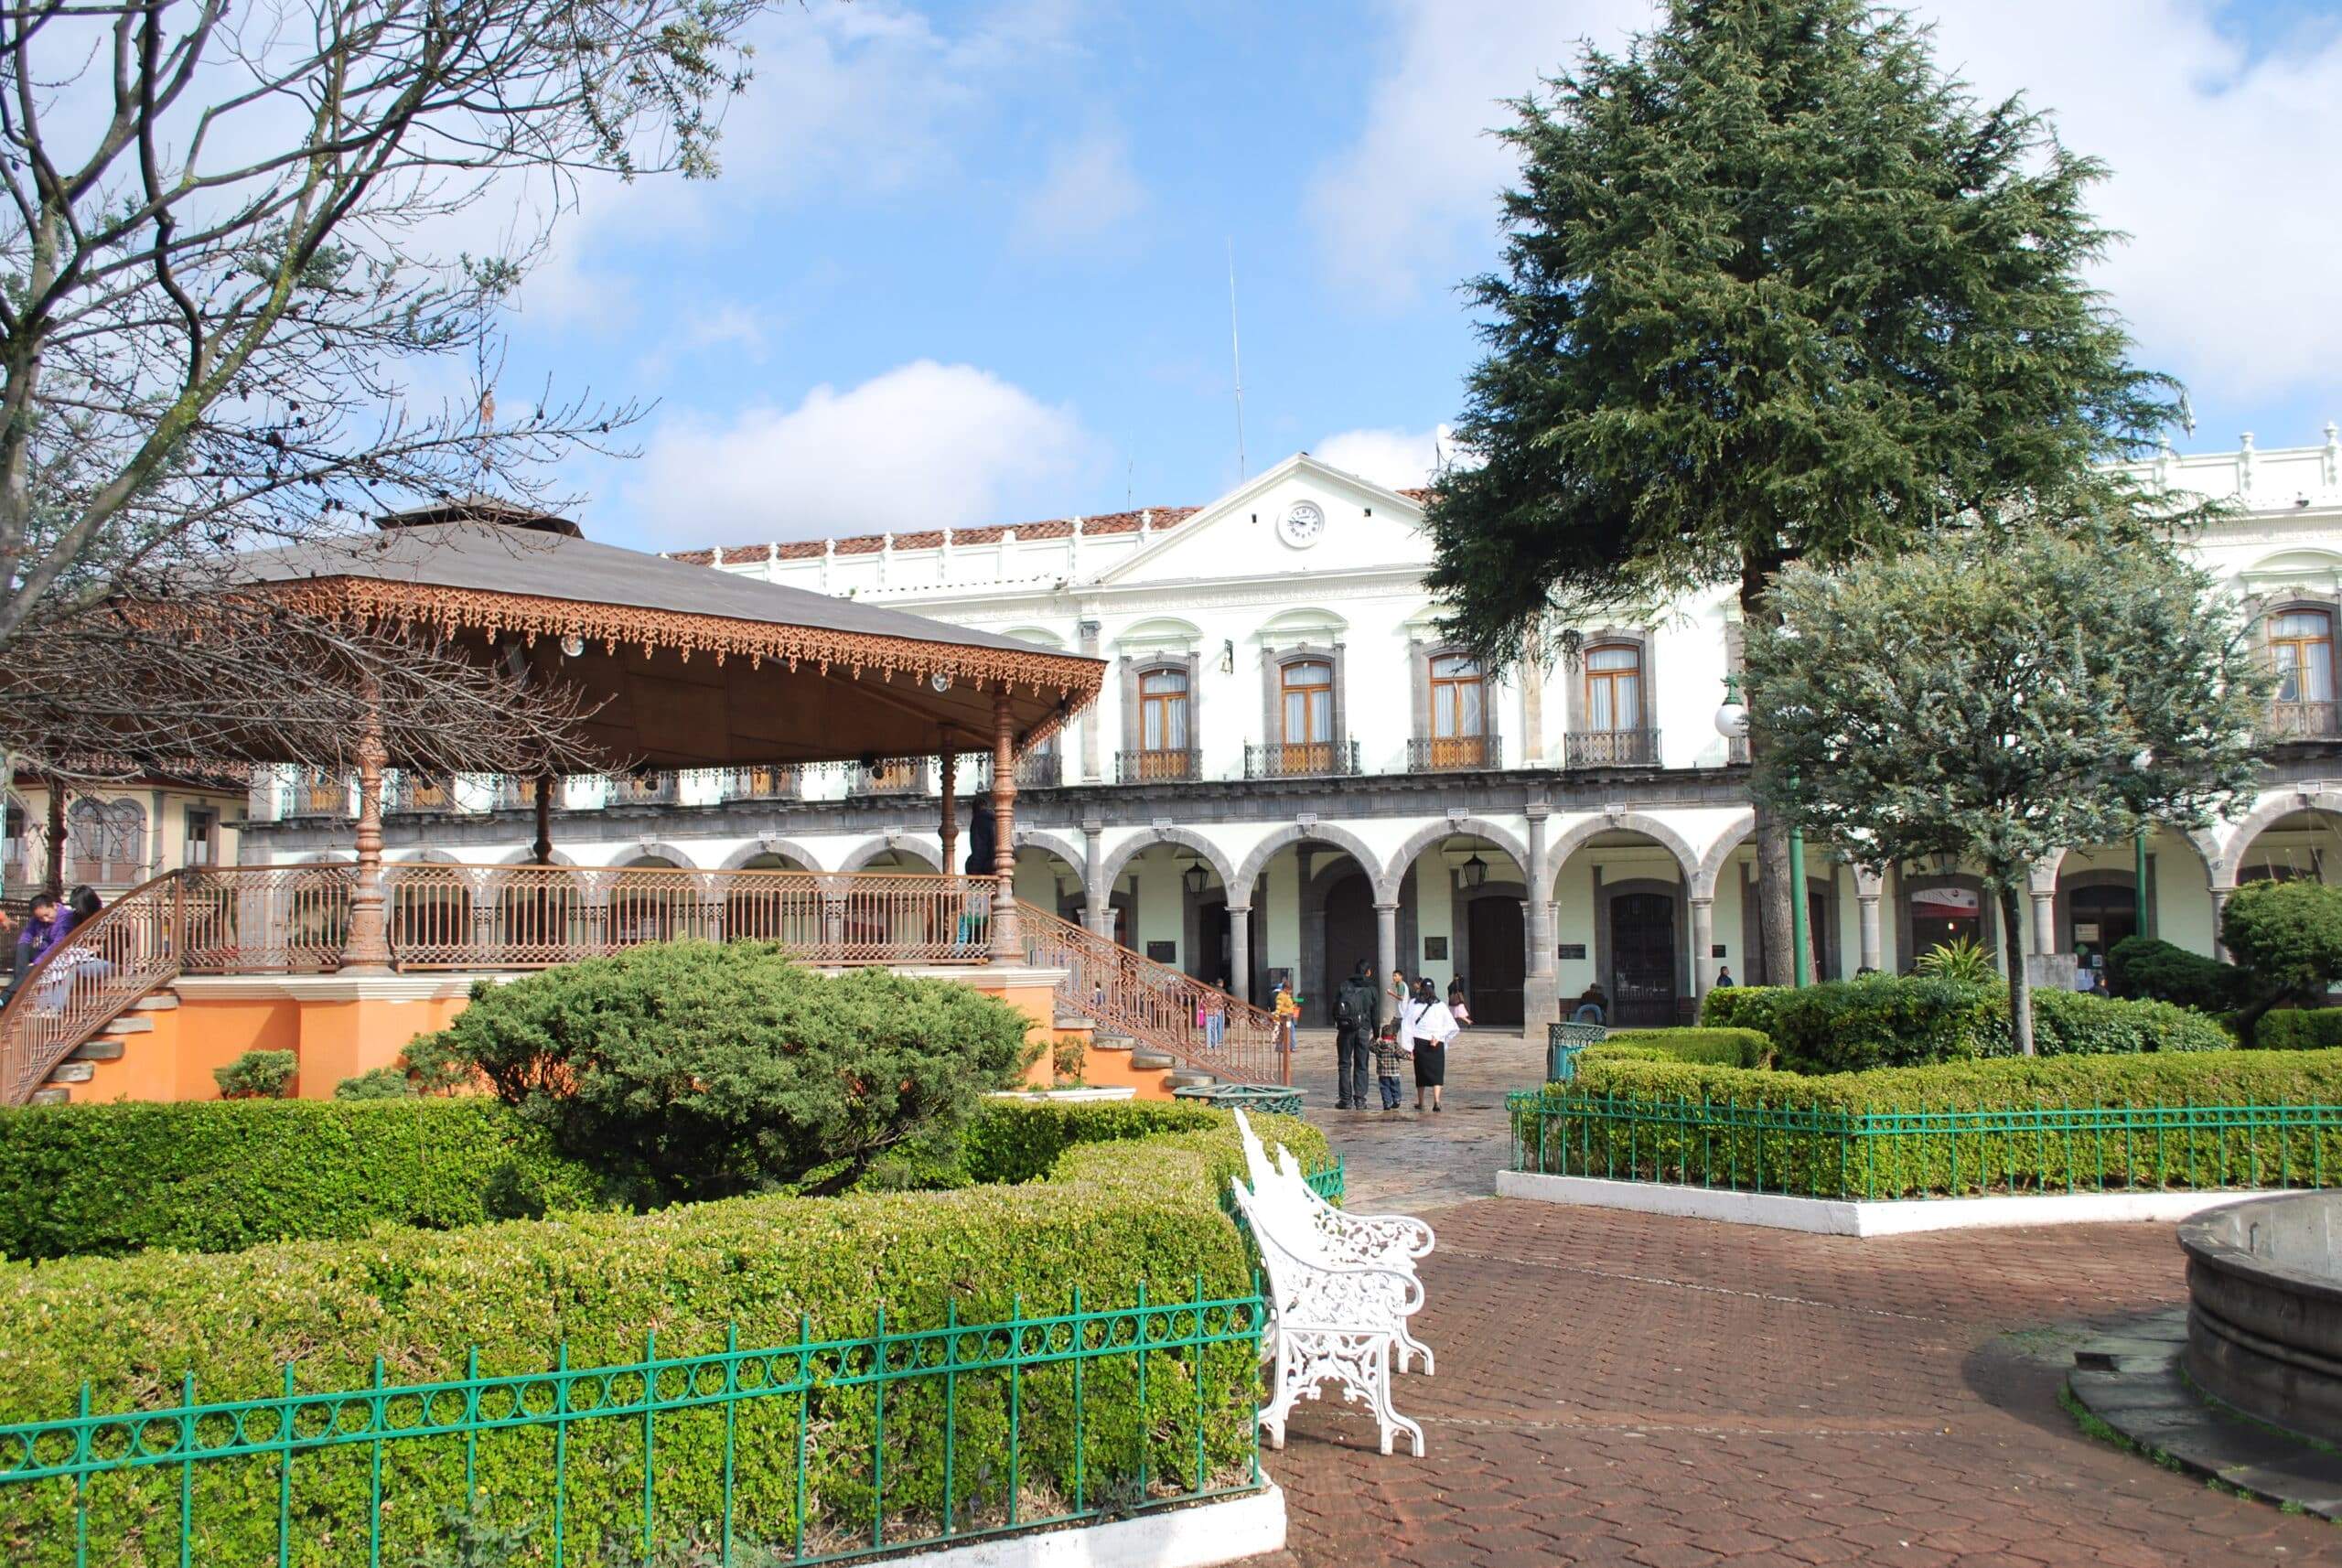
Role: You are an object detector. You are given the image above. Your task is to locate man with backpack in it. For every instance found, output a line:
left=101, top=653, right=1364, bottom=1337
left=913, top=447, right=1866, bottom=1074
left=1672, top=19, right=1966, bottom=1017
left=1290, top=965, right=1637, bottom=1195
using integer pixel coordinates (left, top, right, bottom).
left=1333, top=959, right=1378, bottom=1112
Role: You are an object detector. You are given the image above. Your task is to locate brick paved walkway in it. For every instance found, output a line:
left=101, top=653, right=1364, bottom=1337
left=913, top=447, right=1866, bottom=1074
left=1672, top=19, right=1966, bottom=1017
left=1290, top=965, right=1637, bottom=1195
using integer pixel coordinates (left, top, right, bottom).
left=1255, top=1031, right=2342, bottom=1566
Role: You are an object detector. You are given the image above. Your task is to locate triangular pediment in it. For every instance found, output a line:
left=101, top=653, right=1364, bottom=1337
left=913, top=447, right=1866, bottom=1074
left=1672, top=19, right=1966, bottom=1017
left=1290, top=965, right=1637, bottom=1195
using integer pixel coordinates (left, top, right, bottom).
left=1089, top=455, right=1431, bottom=586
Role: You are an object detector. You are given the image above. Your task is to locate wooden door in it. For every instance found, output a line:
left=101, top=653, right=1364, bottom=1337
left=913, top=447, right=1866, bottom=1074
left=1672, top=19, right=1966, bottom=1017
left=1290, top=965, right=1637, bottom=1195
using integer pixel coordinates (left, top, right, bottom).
left=1610, top=892, right=1678, bottom=1026
left=1464, top=897, right=1525, bottom=1026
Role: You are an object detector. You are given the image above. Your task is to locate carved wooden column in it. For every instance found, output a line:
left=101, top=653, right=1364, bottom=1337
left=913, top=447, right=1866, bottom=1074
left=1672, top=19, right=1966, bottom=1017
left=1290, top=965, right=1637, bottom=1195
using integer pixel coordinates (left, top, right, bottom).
left=938, top=731, right=960, bottom=875
left=532, top=775, right=554, bottom=866
left=990, top=688, right=1021, bottom=960
left=342, top=714, right=393, bottom=972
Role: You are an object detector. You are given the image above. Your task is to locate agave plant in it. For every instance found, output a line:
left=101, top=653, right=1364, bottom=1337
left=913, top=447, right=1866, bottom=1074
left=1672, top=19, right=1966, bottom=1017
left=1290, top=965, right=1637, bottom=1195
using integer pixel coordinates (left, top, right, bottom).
left=1914, top=936, right=1996, bottom=985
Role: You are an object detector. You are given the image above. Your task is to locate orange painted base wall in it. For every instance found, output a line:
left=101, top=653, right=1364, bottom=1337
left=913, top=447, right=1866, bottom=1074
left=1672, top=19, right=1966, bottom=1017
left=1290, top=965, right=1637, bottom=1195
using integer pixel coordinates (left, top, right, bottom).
left=75, top=970, right=1104, bottom=1103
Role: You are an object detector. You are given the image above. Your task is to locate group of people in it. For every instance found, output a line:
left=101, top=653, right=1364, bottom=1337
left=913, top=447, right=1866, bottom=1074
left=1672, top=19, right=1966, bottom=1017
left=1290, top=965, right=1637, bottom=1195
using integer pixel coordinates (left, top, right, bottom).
left=1326, top=961, right=1467, bottom=1114
left=4, top=886, right=107, bottom=1012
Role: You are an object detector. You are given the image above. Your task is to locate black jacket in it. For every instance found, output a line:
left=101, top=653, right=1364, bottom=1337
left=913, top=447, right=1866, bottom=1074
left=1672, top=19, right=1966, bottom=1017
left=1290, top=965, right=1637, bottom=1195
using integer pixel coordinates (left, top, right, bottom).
left=1333, top=975, right=1377, bottom=1034
left=964, top=796, right=995, bottom=876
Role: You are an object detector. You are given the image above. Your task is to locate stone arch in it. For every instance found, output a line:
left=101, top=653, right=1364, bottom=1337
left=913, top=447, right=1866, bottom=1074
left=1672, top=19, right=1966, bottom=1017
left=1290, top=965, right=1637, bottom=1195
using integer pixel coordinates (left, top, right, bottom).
left=1230, top=821, right=1391, bottom=904
left=1380, top=817, right=1531, bottom=896
left=1010, top=828, right=1088, bottom=875
left=610, top=841, right=702, bottom=870
left=1547, top=811, right=1703, bottom=901
left=837, top=836, right=942, bottom=874
left=391, top=847, right=460, bottom=865
left=715, top=837, right=826, bottom=873
left=1687, top=810, right=1759, bottom=901
left=499, top=845, right=580, bottom=867
left=1100, top=825, right=1240, bottom=896
left=2212, top=790, right=2342, bottom=888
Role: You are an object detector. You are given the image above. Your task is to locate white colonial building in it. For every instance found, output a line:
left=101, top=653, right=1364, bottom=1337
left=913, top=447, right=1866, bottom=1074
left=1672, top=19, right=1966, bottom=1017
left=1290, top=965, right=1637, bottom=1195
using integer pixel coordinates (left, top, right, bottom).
left=241, top=429, right=2342, bottom=1030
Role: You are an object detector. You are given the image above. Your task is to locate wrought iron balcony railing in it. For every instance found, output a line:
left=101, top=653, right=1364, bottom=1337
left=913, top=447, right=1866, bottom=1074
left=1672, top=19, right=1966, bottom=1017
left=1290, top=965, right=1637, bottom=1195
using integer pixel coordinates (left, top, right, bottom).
left=285, top=773, right=352, bottom=819
left=2265, top=700, right=2342, bottom=741
left=972, top=752, right=1064, bottom=790
left=847, top=760, right=933, bottom=798
left=719, top=765, right=802, bottom=803
left=384, top=775, right=457, bottom=815
left=1407, top=735, right=1501, bottom=772
left=1116, top=748, right=1200, bottom=784
left=1564, top=728, right=1660, bottom=768
left=605, top=771, right=681, bottom=807
left=1242, top=739, right=1361, bottom=779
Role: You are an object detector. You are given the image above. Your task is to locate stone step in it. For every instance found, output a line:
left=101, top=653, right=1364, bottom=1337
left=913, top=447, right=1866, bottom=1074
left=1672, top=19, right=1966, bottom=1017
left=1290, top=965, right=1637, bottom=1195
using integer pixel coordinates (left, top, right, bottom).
left=96, top=1015, right=154, bottom=1036
left=127, top=993, right=179, bottom=1011
left=1090, top=1034, right=1137, bottom=1051
left=27, top=1087, right=69, bottom=1106
left=44, top=1061, right=92, bottom=1085
left=70, top=1038, right=124, bottom=1061
left=1168, top=1069, right=1217, bottom=1089
left=1054, top=1015, right=1092, bottom=1031
left=1130, top=1048, right=1176, bottom=1071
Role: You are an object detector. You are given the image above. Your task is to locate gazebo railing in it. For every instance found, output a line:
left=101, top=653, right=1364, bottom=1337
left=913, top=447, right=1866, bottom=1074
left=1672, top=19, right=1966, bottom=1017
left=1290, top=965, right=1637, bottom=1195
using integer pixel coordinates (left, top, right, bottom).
left=0, top=866, right=1281, bottom=1105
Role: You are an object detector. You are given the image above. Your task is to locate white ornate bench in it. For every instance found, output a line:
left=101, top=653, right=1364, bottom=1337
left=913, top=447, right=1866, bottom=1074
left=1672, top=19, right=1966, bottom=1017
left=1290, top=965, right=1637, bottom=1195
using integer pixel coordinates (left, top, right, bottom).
left=1229, top=1176, right=1427, bottom=1457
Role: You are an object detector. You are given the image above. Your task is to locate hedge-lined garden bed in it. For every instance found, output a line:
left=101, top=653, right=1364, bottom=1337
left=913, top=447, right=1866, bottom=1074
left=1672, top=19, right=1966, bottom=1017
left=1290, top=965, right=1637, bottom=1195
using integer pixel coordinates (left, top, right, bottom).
left=1511, top=1049, right=2342, bottom=1200
left=0, top=1102, right=1327, bottom=1564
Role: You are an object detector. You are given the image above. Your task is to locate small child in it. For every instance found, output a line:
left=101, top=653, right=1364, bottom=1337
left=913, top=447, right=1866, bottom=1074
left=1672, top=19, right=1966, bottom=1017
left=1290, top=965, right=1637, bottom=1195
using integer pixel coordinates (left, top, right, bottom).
left=1371, top=1018, right=1407, bottom=1112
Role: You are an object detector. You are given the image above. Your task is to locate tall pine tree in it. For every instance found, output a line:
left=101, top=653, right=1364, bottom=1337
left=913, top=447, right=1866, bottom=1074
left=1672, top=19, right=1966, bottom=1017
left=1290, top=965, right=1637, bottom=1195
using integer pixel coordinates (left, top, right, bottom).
left=1424, top=0, right=2184, bottom=976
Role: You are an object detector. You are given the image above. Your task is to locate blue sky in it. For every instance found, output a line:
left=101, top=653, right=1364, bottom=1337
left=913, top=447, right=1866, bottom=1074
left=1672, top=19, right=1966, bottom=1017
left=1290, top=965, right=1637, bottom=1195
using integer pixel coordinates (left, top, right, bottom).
left=478, top=0, right=2342, bottom=552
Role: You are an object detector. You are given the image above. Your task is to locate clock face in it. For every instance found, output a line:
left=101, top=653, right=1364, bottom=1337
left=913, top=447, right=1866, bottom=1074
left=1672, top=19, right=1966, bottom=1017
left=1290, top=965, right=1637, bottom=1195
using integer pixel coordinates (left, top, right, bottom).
left=1279, top=500, right=1327, bottom=549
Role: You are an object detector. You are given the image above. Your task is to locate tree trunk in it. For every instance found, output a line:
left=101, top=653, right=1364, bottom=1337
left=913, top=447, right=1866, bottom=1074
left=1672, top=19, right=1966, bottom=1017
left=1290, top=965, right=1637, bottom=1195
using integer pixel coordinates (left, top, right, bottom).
left=1740, top=559, right=1796, bottom=984
left=1996, top=880, right=2034, bottom=1057
left=42, top=780, right=63, bottom=895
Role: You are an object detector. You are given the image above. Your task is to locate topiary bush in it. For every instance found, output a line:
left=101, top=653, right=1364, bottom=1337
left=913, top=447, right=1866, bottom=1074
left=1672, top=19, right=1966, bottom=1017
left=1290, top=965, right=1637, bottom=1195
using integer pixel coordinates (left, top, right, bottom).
left=1698, top=985, right=1786, bottom=1042
left=2001, top=987, right=2231, bottom=1057
left=332, top=1065, right=417, bottom=1100
left=1595, top=1027, right=1772, bottom=1069
left=2251, top=1008, right=2342, bottom=1051
left=0, top=1099, right=600, bottom=1260
left=2107, top=934, right=2242, bottom=1013
left=418, top=942, right=1037, bottom=1204
left=2224, top=878, right=2342, bottom=1039
left=210, top=1048, right=297, bottom=1100
left=0, top=1107, right=1328, bottom=1567
left=1756, top=972, right=2231, bottom=1074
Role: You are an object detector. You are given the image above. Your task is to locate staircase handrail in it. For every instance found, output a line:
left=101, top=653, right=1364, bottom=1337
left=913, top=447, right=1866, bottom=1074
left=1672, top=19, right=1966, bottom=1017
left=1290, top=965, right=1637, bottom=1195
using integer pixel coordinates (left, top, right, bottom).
left=1016, top=901, right=1289, bottom=1086
left=0, top=868, right=191, bottom=1106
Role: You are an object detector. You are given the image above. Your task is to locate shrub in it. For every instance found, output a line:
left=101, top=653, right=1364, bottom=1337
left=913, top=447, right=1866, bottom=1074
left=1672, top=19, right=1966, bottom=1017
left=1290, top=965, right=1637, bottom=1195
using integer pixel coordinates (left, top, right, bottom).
left=1914, top=936, right=1994, bottom=984
left=0, top=1107, right=1328, bottom=1566
left=1756, top=972, right=2231, bottom=1074
left=2251, top=1008, right=2342, bottom=1051
left=1517, top=1050, right=2342, bottom=1198
left=1595, top=1028, right=1772, bottom=1069
left=420, top=943, right=1037, bottom=1204
left=1699, top=985, right=1786, bottom=1041
left=2107, top=934, right=2241, bottom=1013
left=332, top=1065, right=417, bottom=1100
left=2225, top=879, right=2342, bottom=1038
left=0, top=1099, right=601, bottom=1260
left=210, top=1048, right=295, bottom=1099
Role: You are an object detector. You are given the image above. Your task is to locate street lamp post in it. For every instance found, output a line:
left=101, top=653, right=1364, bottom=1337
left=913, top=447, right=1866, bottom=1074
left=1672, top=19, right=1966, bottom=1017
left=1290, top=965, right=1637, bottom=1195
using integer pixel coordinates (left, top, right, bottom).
left=1716, top=675, right=1809, bottom=987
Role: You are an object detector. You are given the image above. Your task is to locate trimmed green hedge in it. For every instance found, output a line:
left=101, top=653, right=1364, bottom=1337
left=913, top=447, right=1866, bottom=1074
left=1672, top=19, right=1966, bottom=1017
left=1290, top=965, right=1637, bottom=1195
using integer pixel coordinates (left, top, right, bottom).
left=0, top=1106, right=1327, bottom=1566
left=2252, top=1009, right=2342, bottom=1051
left=1593, top=1028, right=1772, bottom=1069
left=1516, top=1050, right=2342, bottom=1198
left=0, top=1099, right=601, bottom=1261
left=1746, top=973, right=2229, bottom=1074
left=1698, top=985, right=1786, bottom=1041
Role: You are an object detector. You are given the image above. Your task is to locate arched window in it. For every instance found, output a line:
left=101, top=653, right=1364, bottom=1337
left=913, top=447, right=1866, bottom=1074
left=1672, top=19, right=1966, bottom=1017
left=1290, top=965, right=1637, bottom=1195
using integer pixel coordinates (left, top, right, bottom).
left=2270, top=608, right=2337, bottom=736
left=1133, top=667, right=1193, bottom=779
left=1428, top=653, right=1488, bottom=768
left=1583, top=644, right=1642, bottom=732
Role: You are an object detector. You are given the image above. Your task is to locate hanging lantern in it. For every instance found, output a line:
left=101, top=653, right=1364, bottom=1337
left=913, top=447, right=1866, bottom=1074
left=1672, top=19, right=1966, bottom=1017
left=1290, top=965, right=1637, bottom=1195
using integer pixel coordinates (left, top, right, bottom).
left=1460, top=850, right=1489, bottom=889
left=1182, top=859, right=1209, bottom=897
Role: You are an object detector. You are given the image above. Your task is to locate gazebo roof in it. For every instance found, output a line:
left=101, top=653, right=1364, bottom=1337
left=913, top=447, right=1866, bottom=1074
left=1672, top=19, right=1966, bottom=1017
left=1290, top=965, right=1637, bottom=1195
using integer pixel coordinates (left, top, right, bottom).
left=226, top=521, right=1102, bottom=769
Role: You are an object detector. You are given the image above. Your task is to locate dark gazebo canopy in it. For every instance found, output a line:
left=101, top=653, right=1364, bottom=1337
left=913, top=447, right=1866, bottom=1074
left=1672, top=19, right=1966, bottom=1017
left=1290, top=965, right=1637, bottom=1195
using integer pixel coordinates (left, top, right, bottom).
left=229, top=517, right=1102, bottom=769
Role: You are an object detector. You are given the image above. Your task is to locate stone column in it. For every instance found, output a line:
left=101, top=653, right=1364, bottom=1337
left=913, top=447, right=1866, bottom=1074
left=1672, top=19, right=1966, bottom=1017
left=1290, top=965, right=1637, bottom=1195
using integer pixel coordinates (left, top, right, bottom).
left=1854, top=869, right=1884, bottom=973
left=1228, top=905, right=1252, bottom=1003
left=1082, top=818, right=1107, bottom=935
left=989, top=689, right=1021, bottom=960
left=1525, top=805, right=1554, bottom=978
left=1690, top=896, right=1715, bottom=1000
left=1375, top=901, right=1400, bottom=1026
left=2211, top=885, right=2234, bottom=961
left=341, top=712, right=392, bottom=973
left=2029, top=888, right=2056, bottom=956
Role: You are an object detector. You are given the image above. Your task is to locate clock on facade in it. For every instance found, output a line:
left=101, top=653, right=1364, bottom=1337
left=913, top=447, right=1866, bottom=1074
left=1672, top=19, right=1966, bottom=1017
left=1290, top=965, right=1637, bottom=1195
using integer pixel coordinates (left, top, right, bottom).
left=1277, top=500, right=1327, bottom=548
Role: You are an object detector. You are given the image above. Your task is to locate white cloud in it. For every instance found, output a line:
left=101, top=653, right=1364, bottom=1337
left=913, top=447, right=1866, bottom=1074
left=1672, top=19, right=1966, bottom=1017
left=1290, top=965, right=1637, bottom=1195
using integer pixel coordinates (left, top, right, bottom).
left=1314, top=425, right=1449, bottom=491
left=1014, top=128, right=1146, bottom=251
left=1314, top=0, right=2342, bottom=408
left=623, top=360, right=1100, bottom=543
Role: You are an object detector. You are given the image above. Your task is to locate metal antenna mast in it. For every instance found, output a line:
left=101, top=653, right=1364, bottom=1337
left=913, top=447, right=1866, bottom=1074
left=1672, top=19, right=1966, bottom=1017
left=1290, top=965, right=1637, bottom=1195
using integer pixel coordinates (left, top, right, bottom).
left=1227, top=239, right=1247, bottom=480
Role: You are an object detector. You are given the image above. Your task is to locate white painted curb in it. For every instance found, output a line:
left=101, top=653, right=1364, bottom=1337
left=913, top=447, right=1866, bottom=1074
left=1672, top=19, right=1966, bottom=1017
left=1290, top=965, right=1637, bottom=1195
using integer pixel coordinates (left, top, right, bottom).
left=1494, top=1170, right=2290, bottom=1236
left=881, top=1487, right=1285, bottom=1568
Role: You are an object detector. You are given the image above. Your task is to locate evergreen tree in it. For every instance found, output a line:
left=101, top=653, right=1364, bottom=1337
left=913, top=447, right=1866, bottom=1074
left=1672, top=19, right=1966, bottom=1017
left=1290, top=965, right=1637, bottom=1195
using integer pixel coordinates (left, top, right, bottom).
left=1745, top=530, right=2264, bottom=1055
left=1423, top=0, right=2185, bottom=972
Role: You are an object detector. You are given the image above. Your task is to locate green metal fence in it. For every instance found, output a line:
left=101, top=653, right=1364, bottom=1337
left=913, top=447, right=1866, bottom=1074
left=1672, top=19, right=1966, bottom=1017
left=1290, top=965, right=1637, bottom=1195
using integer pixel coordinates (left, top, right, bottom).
left=0, top=1283, right=1268, bottom=1568
left=1303, top=1155, right=1345, bottom=1205
left=1509, top=1087, right=2342, bottom=1200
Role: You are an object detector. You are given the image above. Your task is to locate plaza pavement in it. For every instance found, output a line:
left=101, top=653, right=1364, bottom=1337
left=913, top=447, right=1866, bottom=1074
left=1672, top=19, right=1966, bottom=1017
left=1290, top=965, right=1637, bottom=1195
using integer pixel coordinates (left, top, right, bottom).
left=1251, top=1026, right=2342, bottom=1567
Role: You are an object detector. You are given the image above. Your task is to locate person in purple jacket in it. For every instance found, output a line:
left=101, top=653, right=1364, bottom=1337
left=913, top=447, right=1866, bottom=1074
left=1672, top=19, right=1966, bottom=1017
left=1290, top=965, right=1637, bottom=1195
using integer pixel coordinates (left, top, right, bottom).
left=16, top=892, right=76, bottom=1012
